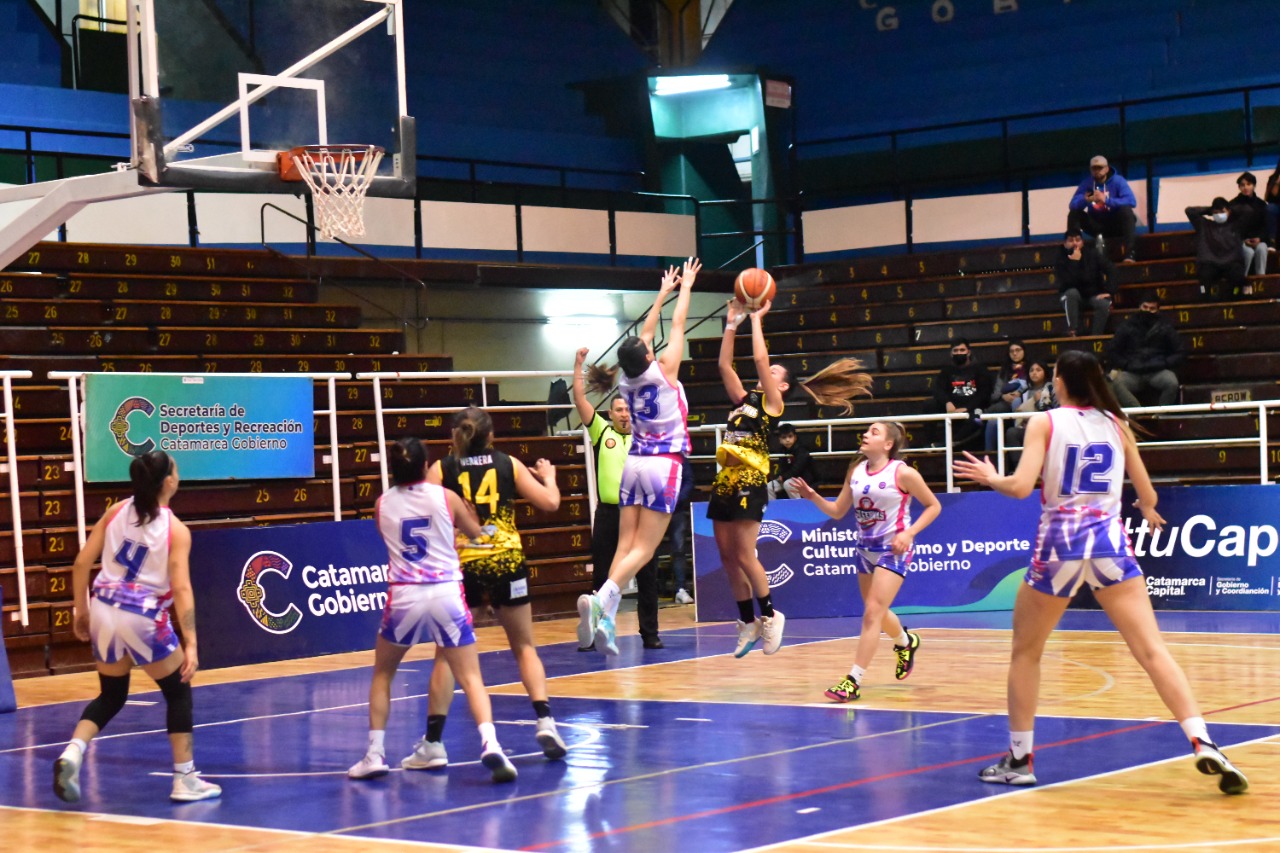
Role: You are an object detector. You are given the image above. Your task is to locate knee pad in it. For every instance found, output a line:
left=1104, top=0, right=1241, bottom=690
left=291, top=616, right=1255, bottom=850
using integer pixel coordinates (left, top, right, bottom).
left=156, top=670, right=193, bottom=734
left=80, top=673, right=131, bottom=730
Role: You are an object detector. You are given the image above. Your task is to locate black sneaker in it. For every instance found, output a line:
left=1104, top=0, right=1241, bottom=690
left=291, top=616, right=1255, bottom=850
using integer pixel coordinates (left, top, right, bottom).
left=978, top=751, right=1036, bottom=786
left=1192, top=738, right=1249, bottom=794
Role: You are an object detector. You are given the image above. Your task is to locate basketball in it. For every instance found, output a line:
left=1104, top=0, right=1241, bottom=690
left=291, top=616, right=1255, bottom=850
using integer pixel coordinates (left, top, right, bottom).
left=734, top=268, right=777, bottom=310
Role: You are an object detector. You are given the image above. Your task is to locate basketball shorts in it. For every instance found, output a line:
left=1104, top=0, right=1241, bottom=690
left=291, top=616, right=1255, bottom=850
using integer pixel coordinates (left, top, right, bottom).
left=854, top=546, right=913, bottom=578
left=706, top=483, right=768, bottom=523
left=1025, top=555, right=1143, bottom=598
left=379, top=582, right=477, bottom=648
left=89, top=596, right=180, bottom=665
left=463, top=561, right=532, bottom=609
left=619, top=454, right=684, bottom=514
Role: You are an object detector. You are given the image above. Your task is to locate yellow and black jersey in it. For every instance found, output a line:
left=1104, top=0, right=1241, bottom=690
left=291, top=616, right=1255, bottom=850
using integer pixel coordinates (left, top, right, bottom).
left=438, top=448, right=524, bottom=576
left=713, top=389, right=781, bottom=494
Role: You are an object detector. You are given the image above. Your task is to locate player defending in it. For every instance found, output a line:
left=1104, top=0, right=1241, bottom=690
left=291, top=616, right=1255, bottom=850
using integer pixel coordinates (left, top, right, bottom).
left=954, top=350, right=1247, bottom=794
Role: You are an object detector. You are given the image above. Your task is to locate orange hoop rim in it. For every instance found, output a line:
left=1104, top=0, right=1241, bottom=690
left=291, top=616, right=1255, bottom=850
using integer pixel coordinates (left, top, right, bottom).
left=278, top=144, right=385, bottom=182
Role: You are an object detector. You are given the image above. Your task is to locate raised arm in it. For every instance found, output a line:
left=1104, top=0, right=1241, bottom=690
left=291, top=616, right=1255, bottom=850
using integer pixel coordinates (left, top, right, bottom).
left=514, top=456, right=561, bottom=511
left=640, top=264, right=681, bottom=346
left=953, top=411, right=1049, bottom=499
left=718, top=298, right=749, bottom=404
left=167, top=520, right=199, bottom=681
left=571, top=347, right=597, bottom=428
left=657, top=257, right=700, bottom=383
left=750, top=301, right=784, bottom=414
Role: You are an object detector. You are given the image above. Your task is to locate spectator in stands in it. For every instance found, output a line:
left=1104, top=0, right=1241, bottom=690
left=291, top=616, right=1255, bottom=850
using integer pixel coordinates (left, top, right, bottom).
left=1265, top=161, right=1280, bottom=245
left=1068, top=155, right=1138, bottom=263
left=983, top=340, right=1029, bottom=451
left=1187, top=197, right=1246, bottom=300
left=929, top=338, right=992, bottom=449
left=1056, top=227, right=1114, bottom=336
left=1230, top=172, right=1269, bottom=278
left=1107, top=293, right=1185, bottom=408
left=571, top=347, right=663, bottom=649
left=768, top=423, right=816, bottom=499
left=1003, top=360, right=1057, bottom=462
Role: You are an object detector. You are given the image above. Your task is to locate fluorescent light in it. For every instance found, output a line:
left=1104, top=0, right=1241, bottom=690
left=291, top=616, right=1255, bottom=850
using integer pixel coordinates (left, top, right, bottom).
left=546, top=315, right=617, bottom=329
left=653, top=74, right=731, bottom=96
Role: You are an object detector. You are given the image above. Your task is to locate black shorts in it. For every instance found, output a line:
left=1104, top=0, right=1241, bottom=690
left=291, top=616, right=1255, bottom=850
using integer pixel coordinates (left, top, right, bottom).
left=462, top=562, right=532, bottom=609
left=706, top=483, right=768, bottom=523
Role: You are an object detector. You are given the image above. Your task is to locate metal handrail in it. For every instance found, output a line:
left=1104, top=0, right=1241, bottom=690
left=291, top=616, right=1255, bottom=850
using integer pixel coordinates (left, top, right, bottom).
left=1, top=371, right=33, bottom=626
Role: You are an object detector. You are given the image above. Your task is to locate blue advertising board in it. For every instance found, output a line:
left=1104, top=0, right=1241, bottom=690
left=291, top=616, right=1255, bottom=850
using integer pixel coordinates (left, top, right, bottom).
left=0, top=587, right=15, bottom=713
left=191, top=520, right=389, bottom=669
left=693, top=486, right=1280, bottom=621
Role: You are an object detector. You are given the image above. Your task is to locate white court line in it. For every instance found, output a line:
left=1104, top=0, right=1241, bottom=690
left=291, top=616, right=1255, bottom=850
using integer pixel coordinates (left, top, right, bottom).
left=736, top=732, right=1280, bottom=853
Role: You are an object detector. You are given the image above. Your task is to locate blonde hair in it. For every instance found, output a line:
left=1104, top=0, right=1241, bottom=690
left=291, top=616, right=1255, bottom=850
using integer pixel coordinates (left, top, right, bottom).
left=783, top=358, right=873, bottom=416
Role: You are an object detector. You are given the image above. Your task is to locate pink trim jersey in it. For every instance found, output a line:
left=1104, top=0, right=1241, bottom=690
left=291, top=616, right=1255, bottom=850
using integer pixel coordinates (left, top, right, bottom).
left=376, top=481, right=463, bottom=584
left=848, top=459, right=911, bottom=551
left=619, top=360, right=690, bottom=457
left=93, top=499, right=174, bottom=617
left=1034, top=406, right=1134, bottom=562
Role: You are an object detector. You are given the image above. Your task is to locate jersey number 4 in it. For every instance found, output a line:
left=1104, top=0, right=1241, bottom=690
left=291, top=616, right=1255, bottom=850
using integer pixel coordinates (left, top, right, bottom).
left=114, top=539, right=150, bottom=583
left=1059, top=442, right=1116, bottom=495
left=456, top=468, right=499, bottom=515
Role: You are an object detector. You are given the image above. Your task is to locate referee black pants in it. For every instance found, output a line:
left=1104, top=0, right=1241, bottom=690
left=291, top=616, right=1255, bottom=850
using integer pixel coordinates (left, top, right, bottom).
left=591, top=501, right=659, bottom=642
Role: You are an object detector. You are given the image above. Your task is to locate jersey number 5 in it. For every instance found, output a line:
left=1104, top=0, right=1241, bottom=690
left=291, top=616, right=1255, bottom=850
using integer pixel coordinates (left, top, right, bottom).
left=400, top=516, right=432, bottom=561
left=1059, top=442, right=1115, bottom=495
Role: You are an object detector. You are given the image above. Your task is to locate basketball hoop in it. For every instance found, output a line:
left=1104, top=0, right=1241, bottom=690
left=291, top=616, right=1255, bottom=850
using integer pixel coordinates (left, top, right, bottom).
left=279, top=144, right=384, bottom=240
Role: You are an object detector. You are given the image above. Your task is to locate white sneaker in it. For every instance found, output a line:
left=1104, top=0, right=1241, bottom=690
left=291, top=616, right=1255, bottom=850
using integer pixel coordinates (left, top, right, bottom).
left=734, top=619, right=761, bottom=658
left=347, top=752, right=390, bottom=780
left=53, top=751, right=82, bottom=803
left=576, top=593, right=601, bottom=650
left=674, top=588, right=693, bottom=605
left=481, top=743, right=518, bottom=783
left=535, top=717, right=567, bottom=760
left=760, top=610, right=786, bottom=655
left=170, top=770, right=222, bottom=802
left=401, top=738, right=448, bottom=770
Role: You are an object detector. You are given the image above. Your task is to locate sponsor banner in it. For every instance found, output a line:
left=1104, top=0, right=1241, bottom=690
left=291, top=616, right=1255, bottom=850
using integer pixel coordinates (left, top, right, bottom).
left=84, top=374, right=314, bottom=482
left=692, top=492, right=1042, bottom=622
left=191, top=520, right=389, bottom=668
left=1123, top=485, right=1280, bottom=611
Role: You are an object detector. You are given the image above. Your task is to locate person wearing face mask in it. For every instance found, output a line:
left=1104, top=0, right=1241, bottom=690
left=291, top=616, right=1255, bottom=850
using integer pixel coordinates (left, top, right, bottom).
left=928, top=338, right=993, bottom=449
left=1106, top=293, right=1185, bottom=408
left=1186, top=197, right=1246, bottom=300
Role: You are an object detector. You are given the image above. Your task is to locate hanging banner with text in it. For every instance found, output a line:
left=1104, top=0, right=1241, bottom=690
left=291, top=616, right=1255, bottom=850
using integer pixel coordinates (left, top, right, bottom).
left=84, top=374, right=314, bottom=481
left=692, top=485, right=1280, bottom=621
left=190, top=519, right=389, bottom=669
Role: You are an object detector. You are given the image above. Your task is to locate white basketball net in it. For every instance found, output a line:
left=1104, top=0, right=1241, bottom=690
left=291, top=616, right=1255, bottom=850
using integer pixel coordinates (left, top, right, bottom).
left=292, top=145, right=384, bottom=239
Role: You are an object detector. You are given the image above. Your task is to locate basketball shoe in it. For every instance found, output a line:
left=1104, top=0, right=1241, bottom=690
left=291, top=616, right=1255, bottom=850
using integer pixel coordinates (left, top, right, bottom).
left=1192, top=738, right=1249, bottom=794
left=348, top=751, right=391, bottom=779
left=170, top=770, right=223, bottom=802
left=402, top=738, right=448, bottom=770
left=481, top=743, right=518, bottom=783
left=536, top=717, right=568, bottom=760
left=52, top=751, right=82, bottom=803
left=978, top=751, right=1036, bottom=786
left=596, top=612, right=619, bottom=656
left=760, top=610, right=785, bottom=655
left=576, top=593, right=601, bottom=650
left=733, top=619, right=760, bottom=658
left=824, top=675, right=860, bottom=703
left=894, top=631, right=921, bottom=680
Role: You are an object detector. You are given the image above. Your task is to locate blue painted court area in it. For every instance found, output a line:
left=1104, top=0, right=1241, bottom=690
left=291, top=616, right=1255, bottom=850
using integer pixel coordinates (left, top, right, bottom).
left=2, top=612, right=1277, bottom=852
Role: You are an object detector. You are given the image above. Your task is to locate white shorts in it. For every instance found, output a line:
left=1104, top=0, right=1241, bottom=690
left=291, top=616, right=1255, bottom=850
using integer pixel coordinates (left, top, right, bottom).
left=379, top=582, right=477, bottom=648
left=619, top=454, right=684, bottom=513
left=89, top=596, right=180, bottom=665
left=1026, top=555, right=1143, bottom=598
left=854, top=547, right=913, bottom=577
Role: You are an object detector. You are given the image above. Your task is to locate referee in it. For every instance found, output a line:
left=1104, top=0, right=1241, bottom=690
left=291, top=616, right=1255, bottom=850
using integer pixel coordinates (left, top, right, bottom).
left=573, top=347, right=662, bottom=650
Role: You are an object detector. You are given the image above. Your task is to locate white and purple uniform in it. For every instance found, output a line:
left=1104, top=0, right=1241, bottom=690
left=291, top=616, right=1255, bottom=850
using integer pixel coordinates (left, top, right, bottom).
left=1026, top=406, right=1142, bottom=597
left=90, top=499, right=179, bottom=664
left=618, top=360, right=689, bottom=513
left=375, top=481, right=476, bottom=648
left=848, top=459, right=914, bottom=576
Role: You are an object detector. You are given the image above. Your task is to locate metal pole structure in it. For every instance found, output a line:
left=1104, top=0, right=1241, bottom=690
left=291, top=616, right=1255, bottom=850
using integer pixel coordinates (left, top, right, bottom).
left=1260, top=402, right=1270, bottom=485
left=327, top=376, right=341, bottom=521
left=372, top=375, right=389, bottom=493
left=2, top=371, right=33, bottom=626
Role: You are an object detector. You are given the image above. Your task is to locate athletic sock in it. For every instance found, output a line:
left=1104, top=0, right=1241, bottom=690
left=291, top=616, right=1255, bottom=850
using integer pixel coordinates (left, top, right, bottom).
left=1179, top=716, right=1210, bottom=744
left=849, top=664, right=866, bottom=684
left=532, top=700, right=551, bottom=719
left=1010, top=731, right=1034, bottom=760
left=892, top=630, right=909, bottom=646
left=174, top=759, right=195, bottom=775
left=756, top=593, right=775, bottom=619
left=426, top=715, right=447, bottom=743
left=368, top=729, right=386, bottom=754
left=62, top=738, right=87, bottom=761
left=600, top=580, right=622, bottom=618
left=478, top=721, right=498, bottom=750
left=736, top=599, right=755, bottom=624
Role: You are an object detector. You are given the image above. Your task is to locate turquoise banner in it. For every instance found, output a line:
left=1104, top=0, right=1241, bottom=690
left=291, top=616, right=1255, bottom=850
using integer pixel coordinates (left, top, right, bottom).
left=84, top=374, right=315, bottom=482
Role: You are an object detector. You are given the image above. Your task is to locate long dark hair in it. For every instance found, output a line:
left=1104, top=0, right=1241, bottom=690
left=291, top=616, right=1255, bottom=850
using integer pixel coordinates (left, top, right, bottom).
left=585, top=336, right=650, bottom=394
left=451, top=406, right=493, bottom=459
left=387, top=437, right=427, bottom=486
left=1000, top=339, right=1027, bottom=379
left=778, top=358, right=874, bottom=416
left=1054, top=350, right=1138, bottom=440
left=129, top=450, right=173, bottom=525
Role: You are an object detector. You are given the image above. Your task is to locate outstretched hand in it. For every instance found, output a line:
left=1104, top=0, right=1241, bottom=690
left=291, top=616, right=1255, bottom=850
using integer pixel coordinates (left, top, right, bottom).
left=681, top=257, right=702, bottom=288
left=952, top=450, right=999, bottom=487
left=660, top=264, right=681, bottom=295
left=791, top=477, right=818, bottom=499
left=725, top=298, right=748, bottom=330
left=752, top=299, right=773, bottom=320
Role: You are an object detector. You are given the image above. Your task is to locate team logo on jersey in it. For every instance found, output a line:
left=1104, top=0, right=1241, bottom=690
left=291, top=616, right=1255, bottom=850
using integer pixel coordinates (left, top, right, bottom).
left=109, top=396, right=157, bottom=457
left=854, top=496, right=887, bottom=530
left=604, top=438, right=617, bottom=449
left=238, top=549, right=304, bottom=634
left=757, top=520, right=795, bottom=587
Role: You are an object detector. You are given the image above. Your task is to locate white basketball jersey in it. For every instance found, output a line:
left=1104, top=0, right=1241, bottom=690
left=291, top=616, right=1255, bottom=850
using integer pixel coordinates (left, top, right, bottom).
left=848, top=459, right=911, bottom=551
left=620, top=360, right=691, bottom=456
left=1036, top=406, right=1132, bottom=561
left=377, top=482, right=463, bottom=584
left=93, top=498, right=174, bottom=616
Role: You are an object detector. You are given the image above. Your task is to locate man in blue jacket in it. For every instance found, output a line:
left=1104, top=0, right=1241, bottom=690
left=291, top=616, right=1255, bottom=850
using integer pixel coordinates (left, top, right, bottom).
left=1068, top=155, right=1138, bottom=263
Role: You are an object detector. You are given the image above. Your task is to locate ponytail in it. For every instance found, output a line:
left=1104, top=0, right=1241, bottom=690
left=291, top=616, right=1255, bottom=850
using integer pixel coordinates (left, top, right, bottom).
left=782, top=358, right=874, bottom=416
left=882, top=421, right=909, bottom=459
left=451, top=406, right=494, bottom=459
left=1055, top=350, right=1145, bottom=440
left=129, top=450, right=173, bottom=525
left=585, top=363, right=619, bottom=395
left=387, top=437, right=427, bottom=486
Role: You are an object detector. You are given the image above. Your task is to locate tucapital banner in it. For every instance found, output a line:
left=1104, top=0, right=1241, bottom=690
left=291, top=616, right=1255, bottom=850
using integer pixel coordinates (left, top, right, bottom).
left=84, top=374, right=314, bottom=481
left=190, top=520, right=389, bottom=669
